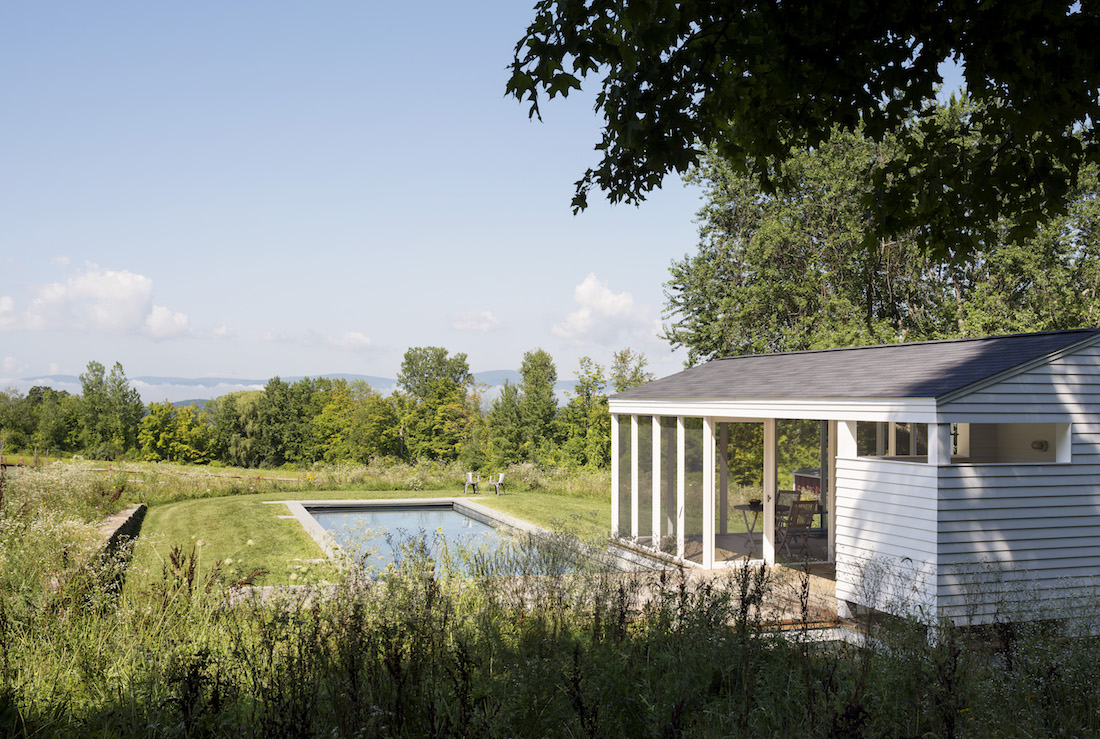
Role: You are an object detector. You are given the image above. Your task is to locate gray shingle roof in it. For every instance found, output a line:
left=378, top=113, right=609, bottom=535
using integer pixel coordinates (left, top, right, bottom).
left=615, top=330, right=1100, bottom=401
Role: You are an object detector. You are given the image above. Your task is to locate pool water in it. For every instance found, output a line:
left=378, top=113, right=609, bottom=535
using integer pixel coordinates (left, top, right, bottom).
left=309, top=506, right=504, bottom=573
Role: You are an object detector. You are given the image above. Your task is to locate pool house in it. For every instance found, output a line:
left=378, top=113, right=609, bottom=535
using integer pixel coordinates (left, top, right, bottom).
left=608, top=330, right=1100, bottom=623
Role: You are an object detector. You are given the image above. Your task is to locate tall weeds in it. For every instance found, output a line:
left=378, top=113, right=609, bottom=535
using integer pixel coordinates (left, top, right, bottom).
left=4, top=465, right=1100, bottom=736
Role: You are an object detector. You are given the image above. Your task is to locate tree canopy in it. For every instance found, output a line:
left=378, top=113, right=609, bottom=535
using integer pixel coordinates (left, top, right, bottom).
left=508, top=1, right=1100, bottom=260
left=664, top=124, right=1100, bottom=363
left=519, top=348, right=559, bottom=461
left=609, top=348, right=655, bottom=393
left=397, top=347, right=473, bottom=399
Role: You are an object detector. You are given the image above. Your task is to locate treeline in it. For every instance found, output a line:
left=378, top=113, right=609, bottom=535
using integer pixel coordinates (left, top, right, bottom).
left=0, top=348, right=654, bottom=470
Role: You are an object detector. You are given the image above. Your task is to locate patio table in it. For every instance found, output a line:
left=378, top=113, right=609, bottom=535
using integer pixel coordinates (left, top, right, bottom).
left=733, top=502, right=789, bottom=558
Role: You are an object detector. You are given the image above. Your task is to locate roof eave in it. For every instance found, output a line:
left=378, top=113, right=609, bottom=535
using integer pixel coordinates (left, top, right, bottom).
left=608, top=396, right=940, bottom=422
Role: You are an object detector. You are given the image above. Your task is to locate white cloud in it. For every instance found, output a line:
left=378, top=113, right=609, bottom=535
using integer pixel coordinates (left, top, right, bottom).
left=0, top=296, right=15, bottom=329
left=452, top=309, right=501, bottom=333
left=2, top=356, right=28, bottom=376
left=126, top=378, right=266, bottom=403
left=145, top=305, right=191, bottom=339
left=263, top=329, right=293, bottom=342
left=0, top=263, right=191, bottom=339
left=51, top=256, right=71, bottom=267
left=212, top=324, right=235, bottom=338
left=552, top=273, right=656, bottom=345
left=267, top=329, right=373, bottom=351
left=326, top=331, right=372, bottom=350
left=573, top=272, right=635, bottom=317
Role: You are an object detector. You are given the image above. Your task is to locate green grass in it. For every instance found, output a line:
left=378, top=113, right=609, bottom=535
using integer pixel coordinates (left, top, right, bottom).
left=131, top=495, right=322, bottom=588
left=472, top=489, right=609, bottom=538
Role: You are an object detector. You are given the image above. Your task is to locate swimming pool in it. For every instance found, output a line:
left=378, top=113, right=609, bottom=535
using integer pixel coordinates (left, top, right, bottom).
left=310, top=504, right=504, bottom=573
left=283, top=498, right=652, bottom=576
left=285, top=499, right=556, bottom=575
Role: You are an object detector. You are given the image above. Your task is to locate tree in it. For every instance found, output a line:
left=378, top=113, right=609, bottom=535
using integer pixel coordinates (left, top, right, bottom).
left=394, top=382, right=478, bottom=462
left=311, top=379, right=400, bottom=462
left=0, top=388, right=33, bottom=451
left=138, top=401, right=176, bottom=461
left=665, top=127, right=1100, bottom=364
left=393, top=348, right=478, bottom=461
left=28, top=387, right=77, bottom=452
left=254, top=377, right=323, bottom=467
left=486, top=381, right=524, bottom=467
left=519, top=348, right=559, bottom=462
left=954, top=163, right=1100, bottom=336
left=77, top=361, right=109, bottom=450
left=508, top=2, right=1100, bottom=260
left=665, top=128, right=945, bottom=362
left=139, top=402, right=214, bottom=463
left=559, top=356, right=611, bottom=468
left=106, top=362, right=144, bottom=451
left=397, top=347, right=473, bottom=399
left=609, top=348, right=655, bottom=393
left=77, top=361, right=143, bottom=455
left=206, top=391, right=263, bottom=467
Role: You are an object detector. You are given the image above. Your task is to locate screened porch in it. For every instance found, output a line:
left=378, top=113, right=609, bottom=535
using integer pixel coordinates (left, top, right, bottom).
left=609, top=414, right=836, bottom=568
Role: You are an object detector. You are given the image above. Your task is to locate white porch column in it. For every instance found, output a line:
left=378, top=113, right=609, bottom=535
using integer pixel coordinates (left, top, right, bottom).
left=928, top=423, right=952, bottom=466
left=630, top=415, right=639, bottom=539
left=838, top=420, right=858, bottom=458
left=703, top=418, right=716, bottom=569
left=719, top=423, right=729, bottom=535
left=762, top=418, right=777, bottom=563
left=651, top=416, right=662, bottom=546
left=676, top=416, right=686, bottom=559
left=828, top=420, right=838, bottom=560
left=665, top=420, right=676, bottom=537
left=610, top=413, right=619, bottom=536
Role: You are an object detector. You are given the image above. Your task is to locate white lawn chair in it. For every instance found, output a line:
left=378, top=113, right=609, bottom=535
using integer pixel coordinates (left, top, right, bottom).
left=463, top=471, right=479, bottom=494
left=485, top=472, right=505, bottom=495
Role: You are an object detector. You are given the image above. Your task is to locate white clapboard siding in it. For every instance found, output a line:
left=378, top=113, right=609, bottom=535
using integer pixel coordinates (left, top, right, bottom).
left=939, top=346, right=1100, bottom=422
left=935, top=343, right=1100, bottom=622
left=936, top=466, right=1100, bottom=622
left=834, top=457, right=938, bottom=615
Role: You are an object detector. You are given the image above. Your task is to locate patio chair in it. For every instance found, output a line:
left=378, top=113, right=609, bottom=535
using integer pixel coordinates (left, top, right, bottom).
left=776, top=489, right=801, bottom=527
left=463, top=471, right=479, bottom=494
left=485, top=472, right=505, bottom=495
left=777, top=499, right=816, bottom=559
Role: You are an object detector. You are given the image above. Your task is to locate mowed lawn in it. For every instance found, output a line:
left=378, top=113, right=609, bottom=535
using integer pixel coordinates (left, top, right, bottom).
left=129, top=489, right=611, bottom=588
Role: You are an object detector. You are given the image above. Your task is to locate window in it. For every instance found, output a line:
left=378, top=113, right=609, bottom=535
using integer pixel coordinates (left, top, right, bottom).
left=854, top=421, right=927, bottom=458
left=958, top=422, right=1065, bottom=463
left=856, top=421, right=1069, bottom=464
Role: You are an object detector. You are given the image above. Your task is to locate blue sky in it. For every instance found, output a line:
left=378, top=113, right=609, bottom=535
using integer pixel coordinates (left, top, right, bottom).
left=1, top=2, right=703, bottom=399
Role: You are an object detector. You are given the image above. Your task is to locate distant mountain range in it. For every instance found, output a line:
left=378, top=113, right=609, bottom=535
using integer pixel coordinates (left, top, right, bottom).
left=17, top=371, right=578, bottom=406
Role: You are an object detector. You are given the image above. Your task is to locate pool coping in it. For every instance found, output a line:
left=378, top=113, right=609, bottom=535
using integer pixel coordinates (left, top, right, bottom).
left=281, top=497, right=552, bottom=561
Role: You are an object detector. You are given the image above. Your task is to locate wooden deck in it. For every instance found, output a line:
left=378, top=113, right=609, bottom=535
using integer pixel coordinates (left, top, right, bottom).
left=629, top=530, right=831, bottom=567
